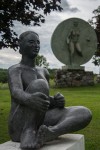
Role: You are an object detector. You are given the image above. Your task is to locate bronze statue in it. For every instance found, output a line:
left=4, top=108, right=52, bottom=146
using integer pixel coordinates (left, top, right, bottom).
left=8, top=31, right=92, bottom=150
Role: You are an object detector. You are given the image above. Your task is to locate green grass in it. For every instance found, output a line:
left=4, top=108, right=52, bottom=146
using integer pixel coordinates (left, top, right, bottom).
left=0, top=83, right=100, bottom=150
left=0, top=83, right=8, bottom=89
left=0, top=89, right=10, bottom=143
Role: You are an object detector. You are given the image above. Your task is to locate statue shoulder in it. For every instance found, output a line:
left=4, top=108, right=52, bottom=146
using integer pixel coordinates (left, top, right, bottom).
left=36, top=66, right=49, bottom=75
left=43, top=67, right=50, bottom=82
left=36, top=66, right=50, bottom=81
left=43, top=67, right=49, bottom=76
left=8, top=64, right=22, bottom=75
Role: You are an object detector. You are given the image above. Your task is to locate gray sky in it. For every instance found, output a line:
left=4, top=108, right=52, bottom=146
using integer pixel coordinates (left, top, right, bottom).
left=0, top=0, right=100, bottom=73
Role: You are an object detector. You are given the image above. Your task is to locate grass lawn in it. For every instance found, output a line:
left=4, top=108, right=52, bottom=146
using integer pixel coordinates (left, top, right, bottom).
left=0, top=83, right=100, bottom=150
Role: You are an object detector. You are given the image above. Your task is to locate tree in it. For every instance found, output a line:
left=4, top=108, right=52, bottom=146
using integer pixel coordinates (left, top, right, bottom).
left=0, top=0, right=62, bottom=50
left=35, top=54, right=49, bottom=68
left=89, top=6, right=100, bottom=67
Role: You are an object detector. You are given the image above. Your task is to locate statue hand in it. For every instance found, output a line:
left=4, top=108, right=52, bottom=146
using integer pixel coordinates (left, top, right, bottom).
left=29, top=92, right=50, bottom=112
left=54, top=92, right=65, bottom=108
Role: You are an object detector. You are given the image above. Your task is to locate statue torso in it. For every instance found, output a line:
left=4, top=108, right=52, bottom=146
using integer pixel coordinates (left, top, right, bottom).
left=15, top=64, right=48, bottom=90
left=8, top=63, right=49, bottom=118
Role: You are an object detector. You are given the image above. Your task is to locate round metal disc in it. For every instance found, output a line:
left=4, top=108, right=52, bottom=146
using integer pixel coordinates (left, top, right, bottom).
left=51, top=18, right=97, bottom=66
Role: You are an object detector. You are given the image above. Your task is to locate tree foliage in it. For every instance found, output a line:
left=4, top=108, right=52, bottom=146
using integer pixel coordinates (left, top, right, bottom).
left=35, top=54, right=49, bottom=68
left=89, top=6, right=100, bottom=66
left=0, top=0, right=62, bottom=50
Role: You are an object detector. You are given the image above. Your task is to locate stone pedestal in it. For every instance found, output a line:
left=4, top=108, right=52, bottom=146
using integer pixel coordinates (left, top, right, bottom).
left=0, top=134, right=85, bottom=150
left=55, top=69, right=94, bottom=87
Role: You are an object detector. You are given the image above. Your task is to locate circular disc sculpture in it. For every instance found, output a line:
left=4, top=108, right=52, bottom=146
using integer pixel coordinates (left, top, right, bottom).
left=51, top=18, right=97, bottom=68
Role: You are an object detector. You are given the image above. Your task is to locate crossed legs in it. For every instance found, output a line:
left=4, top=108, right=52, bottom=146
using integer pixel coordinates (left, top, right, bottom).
left=9, top=79, right=92, bottom=150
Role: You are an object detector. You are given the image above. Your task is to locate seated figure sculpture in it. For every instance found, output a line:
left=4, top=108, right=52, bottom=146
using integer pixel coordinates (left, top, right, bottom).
left=8, top=31, right=92, bottom=150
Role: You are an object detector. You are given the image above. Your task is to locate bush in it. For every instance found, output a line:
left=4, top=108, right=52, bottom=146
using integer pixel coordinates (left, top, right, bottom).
left=0, top=69, right=8, bottom=83
left=48, top=68, right=57, bottom=79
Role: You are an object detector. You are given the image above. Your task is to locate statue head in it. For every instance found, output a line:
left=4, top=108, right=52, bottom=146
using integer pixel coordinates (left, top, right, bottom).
left=19, top=31, right=40, bottom=58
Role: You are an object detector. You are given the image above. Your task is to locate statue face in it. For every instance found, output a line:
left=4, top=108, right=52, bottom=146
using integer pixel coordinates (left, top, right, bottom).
left=20, top=33, right=40, bottom=58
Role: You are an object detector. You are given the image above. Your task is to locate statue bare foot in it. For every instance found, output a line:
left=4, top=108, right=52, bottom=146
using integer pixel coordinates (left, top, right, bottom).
left=35, top=125, right=58, bottom=149
left=20, top=128, right=36, bottom=150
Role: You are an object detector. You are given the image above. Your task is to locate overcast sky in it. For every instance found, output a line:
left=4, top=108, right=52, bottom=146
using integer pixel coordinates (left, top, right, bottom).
left=0, top=0, right=100, bottom=74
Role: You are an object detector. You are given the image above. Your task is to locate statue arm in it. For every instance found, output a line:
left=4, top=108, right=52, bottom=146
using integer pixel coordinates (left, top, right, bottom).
left=66, top=30, right=73, bottom=44
left=8, top=67, right=33, bottom=105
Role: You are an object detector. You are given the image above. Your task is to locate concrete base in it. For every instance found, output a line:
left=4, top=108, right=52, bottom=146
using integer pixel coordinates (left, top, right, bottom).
left=0, top=134, right=85, bottom=150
